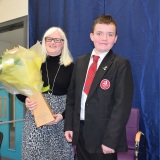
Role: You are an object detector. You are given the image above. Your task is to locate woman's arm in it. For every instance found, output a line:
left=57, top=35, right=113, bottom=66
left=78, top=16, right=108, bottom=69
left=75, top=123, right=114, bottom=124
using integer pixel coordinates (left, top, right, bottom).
left=16, top=94, right=27, bottom=103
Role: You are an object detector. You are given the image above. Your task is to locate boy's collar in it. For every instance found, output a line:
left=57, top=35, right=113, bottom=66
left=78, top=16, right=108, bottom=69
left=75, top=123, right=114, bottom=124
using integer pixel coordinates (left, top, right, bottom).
left=92, top=49, right=109, bottom=59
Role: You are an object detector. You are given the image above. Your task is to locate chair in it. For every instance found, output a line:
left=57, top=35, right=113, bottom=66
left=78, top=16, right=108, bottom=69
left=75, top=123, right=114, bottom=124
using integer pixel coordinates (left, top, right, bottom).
left=0, top=132, right=3, bottom=160
left=118, top=108, right=145, bottom=160
left=0, top=132, right=2, bottom=148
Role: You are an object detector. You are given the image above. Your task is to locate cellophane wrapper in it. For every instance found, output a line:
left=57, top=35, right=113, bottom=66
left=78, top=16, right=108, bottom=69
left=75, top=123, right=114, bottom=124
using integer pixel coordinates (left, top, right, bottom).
left=0, top=42, right=44, bottom=96
left=0, top=42, right=55, bottom=127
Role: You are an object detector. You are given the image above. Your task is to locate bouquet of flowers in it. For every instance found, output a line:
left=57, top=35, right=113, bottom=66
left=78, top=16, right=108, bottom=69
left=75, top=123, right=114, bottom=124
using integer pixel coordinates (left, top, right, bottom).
left=0, top=42, right=55, bottom=127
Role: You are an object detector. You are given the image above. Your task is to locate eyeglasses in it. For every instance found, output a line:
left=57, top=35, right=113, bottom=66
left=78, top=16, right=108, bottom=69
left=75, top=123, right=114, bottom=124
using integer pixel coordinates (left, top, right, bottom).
left=45, top=37, right=64, bottom=43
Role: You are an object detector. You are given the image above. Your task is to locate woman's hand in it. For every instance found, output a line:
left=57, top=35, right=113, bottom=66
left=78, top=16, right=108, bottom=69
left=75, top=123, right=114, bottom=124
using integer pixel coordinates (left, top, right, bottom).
left=46, top=114, right=63, bottom=125
left=25, top=97, right=38, bottom=113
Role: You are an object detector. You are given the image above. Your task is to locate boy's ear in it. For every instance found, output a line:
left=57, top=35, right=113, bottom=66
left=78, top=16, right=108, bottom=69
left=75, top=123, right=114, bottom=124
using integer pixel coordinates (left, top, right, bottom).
left=114, top=35, right=118, bottom=43
left=90, top=33, right=94, bottom=41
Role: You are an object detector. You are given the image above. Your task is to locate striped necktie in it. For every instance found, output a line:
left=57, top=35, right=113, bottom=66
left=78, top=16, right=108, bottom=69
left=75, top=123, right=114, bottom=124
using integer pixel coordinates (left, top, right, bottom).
left=83, top=55, right=100, bottom=95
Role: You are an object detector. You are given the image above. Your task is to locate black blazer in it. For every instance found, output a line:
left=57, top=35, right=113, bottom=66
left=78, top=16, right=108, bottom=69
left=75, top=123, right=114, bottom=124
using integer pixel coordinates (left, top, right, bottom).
left=64, top=50, right=134, bottom=153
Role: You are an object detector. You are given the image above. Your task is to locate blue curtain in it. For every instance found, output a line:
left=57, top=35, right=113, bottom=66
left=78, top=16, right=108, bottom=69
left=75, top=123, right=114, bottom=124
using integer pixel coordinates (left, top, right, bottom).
left=29, top=0, right=160, bottom=159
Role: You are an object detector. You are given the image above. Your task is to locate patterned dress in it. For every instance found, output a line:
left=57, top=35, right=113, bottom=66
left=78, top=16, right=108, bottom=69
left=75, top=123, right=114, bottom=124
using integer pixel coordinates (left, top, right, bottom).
left=22, top=94, right=74, bottom=160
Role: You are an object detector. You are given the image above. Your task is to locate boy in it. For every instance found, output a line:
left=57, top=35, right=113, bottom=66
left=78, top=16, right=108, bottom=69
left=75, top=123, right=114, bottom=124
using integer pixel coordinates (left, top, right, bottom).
left=64, top=14, right=134, bottom=160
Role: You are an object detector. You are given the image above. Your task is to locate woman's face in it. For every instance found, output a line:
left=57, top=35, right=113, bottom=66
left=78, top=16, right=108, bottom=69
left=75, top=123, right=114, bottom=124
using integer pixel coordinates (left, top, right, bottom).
left=45, top=30, right=64, bottom=56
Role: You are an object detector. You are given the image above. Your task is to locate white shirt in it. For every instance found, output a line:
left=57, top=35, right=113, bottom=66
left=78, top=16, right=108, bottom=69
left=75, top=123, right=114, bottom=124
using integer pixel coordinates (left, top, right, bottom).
left=80, top=49, right=109, bottom=120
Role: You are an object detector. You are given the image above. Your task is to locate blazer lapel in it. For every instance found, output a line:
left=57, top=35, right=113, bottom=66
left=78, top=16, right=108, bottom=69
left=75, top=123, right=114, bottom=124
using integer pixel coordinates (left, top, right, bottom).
left=87, top=51, right=115, bottom=99
left=78, top=53, right=91, bottom=93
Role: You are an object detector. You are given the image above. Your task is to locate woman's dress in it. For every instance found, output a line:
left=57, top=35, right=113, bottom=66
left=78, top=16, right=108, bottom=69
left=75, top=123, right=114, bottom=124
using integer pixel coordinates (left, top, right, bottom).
left=22, top=94, right=74, bottom=160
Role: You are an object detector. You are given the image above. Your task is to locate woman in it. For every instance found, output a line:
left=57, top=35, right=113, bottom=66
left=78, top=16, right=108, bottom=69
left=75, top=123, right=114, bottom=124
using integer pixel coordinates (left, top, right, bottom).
left=17, top=27, right=74, bottom=160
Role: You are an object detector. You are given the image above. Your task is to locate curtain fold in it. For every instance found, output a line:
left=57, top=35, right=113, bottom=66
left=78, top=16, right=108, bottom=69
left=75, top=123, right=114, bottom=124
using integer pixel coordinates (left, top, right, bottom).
left=104, top=1, right=159, bottom=159
left=29, top=0, right=160, bottom=159
left=29, top=0, right=105, bottom=58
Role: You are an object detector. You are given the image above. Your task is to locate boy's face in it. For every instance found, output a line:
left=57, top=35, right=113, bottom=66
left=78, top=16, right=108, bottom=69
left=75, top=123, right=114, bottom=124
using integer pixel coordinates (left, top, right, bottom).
left=90, top=23, right=118, bottom=54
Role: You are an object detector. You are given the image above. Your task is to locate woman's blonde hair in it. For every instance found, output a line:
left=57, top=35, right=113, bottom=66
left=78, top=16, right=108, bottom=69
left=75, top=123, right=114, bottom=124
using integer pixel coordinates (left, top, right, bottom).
left=41, top=27, right=73, bottom=66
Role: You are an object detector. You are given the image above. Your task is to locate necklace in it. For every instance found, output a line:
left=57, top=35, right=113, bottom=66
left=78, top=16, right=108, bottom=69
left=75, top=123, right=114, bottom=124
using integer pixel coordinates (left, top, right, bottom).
left=45, top=60, right=61, bottom=95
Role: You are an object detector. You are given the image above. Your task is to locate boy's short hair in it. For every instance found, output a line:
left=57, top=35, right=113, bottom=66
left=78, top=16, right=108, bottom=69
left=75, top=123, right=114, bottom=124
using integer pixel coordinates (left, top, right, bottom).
left=92, top=14, right=117, bottom=34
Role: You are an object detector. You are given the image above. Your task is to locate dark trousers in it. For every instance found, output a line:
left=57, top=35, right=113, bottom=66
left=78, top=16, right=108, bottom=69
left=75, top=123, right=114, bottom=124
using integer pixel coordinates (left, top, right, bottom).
left=76, top=123, right=117, bottom=160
